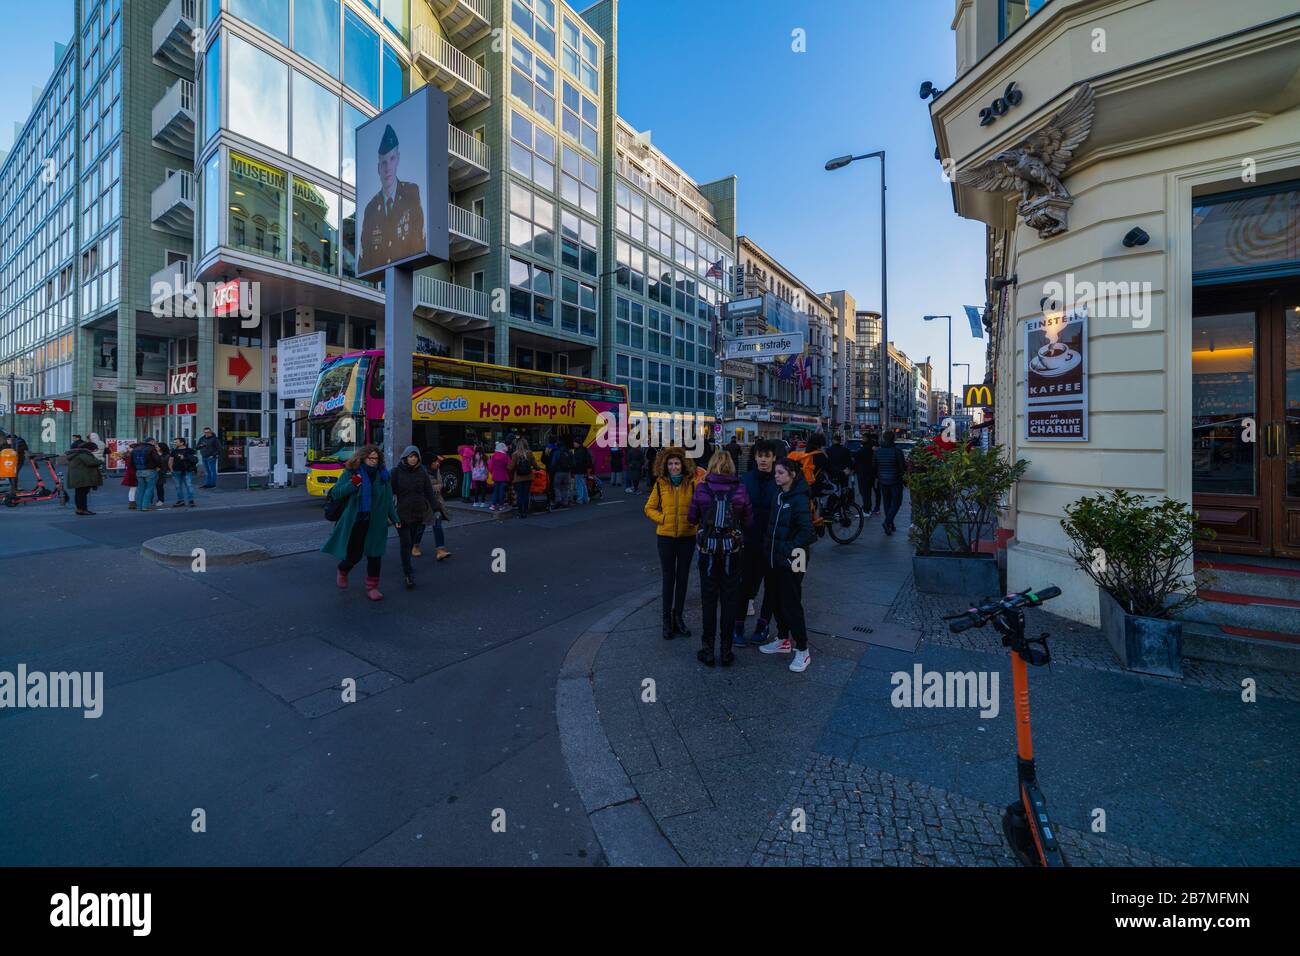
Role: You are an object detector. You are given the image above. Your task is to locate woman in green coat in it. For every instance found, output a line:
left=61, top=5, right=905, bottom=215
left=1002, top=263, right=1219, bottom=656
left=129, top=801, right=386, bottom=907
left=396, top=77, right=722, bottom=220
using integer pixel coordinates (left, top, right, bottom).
left=322, top=444, right=401, bottom=601
left=66, top=442, right=104, bottom=515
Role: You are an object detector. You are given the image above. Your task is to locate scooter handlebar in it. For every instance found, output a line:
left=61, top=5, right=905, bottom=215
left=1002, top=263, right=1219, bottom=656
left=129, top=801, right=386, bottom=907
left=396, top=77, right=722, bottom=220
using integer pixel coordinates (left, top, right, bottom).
left=1033, top=586, right=1062, bottom=601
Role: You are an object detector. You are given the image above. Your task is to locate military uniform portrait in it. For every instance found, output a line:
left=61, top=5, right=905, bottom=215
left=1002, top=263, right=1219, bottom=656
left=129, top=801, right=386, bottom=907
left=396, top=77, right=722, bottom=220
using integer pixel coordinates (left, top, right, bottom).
left=357, top=123, right=426, bottom=274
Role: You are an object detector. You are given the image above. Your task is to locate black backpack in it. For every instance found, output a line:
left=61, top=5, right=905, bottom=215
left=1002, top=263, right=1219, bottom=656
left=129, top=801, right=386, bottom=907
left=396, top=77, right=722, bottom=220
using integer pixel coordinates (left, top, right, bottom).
left=513, top=452, right=533, bottom=477
left=697, top=484, right=744, bottom=557
left=131, top=446, right=151, bottom=471
left=324, top=489, right=347, bottom=522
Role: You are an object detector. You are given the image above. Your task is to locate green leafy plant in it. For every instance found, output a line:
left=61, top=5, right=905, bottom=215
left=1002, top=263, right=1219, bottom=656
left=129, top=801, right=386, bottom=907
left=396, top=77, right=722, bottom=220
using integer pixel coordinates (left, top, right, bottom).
left=906, top=443, right=1027, bottom=555
left=1060, top=489, right=1214, bottom=619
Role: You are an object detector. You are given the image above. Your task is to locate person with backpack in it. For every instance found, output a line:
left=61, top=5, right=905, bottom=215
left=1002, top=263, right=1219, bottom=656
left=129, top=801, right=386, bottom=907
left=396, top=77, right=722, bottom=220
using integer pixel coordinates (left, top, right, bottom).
left=197, top=427, right=223, bottom=488
left=735, top=438, right=781, bottom=648
left=572, top=438, right=592, bottom=504
left=322, top=444, right=400, bottom=601
left=169, top=436, right=199, bottom=507
left=488, top=442, right=512, bottom=511
left=550, top=440, right=575, bottom=508
left=511, top=441, right=535, bottom=519
left=149, top=438, right=169, bottom=505
left=853, top=436, right=878, bottom=516
left=457, top=440, right=475, bottom=500
left=66, top=440, right=104, bottom=515
left=687, top=449, right=753, bottom=666
left=758, top=458, right=817, bottom=673
left=624, top=445, right=644, bottom=494
left=875, top=432, right=909, bottom=535
left=129, top=440, right=162, bottom=512
left=469, top=445, right=489, bottom=506
left=644, top=446, right=699, bottom=641
left=392, top=445, right=444, bottom=589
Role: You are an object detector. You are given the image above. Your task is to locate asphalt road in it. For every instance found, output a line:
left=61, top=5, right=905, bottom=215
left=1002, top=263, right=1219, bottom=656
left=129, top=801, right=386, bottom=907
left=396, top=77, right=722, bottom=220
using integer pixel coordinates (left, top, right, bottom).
left=0, top=491, right=659, bottom=865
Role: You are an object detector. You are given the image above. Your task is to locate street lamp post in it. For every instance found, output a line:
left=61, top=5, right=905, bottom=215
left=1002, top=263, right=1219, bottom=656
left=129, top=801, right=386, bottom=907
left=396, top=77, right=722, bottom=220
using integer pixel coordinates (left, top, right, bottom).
left=825, top=150, right=886, bottom=438
left=953, top=362, right=971, bottom=396
left=924, top=315, right=952, bottom=426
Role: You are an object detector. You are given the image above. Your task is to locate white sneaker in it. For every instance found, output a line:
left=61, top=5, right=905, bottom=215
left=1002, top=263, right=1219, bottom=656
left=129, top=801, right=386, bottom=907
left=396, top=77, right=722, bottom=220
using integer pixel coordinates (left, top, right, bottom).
left=789, top=649, right=811, bottom=673
left=759, top=637, right=792, bottom=655
left=747, top=599, right=756, bottom=617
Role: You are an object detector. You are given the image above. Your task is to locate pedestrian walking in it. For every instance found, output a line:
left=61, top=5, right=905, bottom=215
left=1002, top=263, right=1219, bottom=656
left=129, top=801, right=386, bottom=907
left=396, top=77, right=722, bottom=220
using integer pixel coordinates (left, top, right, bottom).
left=550, top=440, right=574, bottom=507
left=758, top=458, right=817, bottom=673
left=66, top=441, right=104, bottom=515
left=735, top=439, right=780, bottom=647
left=458, top=440, right=475, bottom=500
left=725, top=437, right=742, bottom=473
left=624, top=445, right=644, bottom=493
left=322, top=444, right=400, bottom=601
left=644, top=446, right=699, bottom=641
left=688, top=449, right=752, bottom=666
left=392, top=445, right=442, bottom=589
left=511, top=442, right=535, bottom=519
left=197, top=427, right=222, bottom=488
left=169, top=437, right=198, bottom=507
left=128, top=439, right=162, bottom=512
left=572, top=438, right=592, bottom=504
left=875, top=432, right=908, bottom=535
left=488, top=442, right=512, bottom=511
left=150, top=438, right=169, bottom=504
left=470, top=446, right=489, bottom=506
left=425, top=453, right=453, bottom=561
left=853, top=436, right=877, bottom=516
left=610, top=445, right=624, bottom=487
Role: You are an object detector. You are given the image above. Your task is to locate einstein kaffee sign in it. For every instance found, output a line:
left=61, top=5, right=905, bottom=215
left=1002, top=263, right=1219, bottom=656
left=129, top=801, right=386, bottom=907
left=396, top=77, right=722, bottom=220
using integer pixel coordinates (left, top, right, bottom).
left=1024, top=307, right=1088, bottom=441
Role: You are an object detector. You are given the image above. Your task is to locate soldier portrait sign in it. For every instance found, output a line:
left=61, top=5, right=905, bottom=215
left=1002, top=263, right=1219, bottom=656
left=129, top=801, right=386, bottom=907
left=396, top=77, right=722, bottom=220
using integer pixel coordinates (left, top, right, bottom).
left=1025, top=306, right=1088, bottom=441
left=353, top=86, right=449, bottom=278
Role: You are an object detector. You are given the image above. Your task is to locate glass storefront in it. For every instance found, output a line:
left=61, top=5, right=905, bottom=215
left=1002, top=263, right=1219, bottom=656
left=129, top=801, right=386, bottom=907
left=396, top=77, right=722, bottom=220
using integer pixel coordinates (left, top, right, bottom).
left=291, top=176, right=340, bottom=275
left=1193, top=181, right=1300, bottom=283
left=228, top=151, right=287, bottom=260
left=218, top=391, right=263, bottom=473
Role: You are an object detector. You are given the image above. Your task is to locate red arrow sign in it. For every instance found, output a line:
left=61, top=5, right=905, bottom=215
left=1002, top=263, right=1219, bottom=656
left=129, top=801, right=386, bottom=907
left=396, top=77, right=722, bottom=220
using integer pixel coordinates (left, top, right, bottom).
left=228, top=350, right=253, bottom=385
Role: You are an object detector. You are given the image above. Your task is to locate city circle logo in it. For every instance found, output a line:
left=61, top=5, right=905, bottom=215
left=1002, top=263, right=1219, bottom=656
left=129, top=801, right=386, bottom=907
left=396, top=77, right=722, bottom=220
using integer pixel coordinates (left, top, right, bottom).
left=415, top=395, right=469, bottom=416
left=311, top=394, right=347, bottom=417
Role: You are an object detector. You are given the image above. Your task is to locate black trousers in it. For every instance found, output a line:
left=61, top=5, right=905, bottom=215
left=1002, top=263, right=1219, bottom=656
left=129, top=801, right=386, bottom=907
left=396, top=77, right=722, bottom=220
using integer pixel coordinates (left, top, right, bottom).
left=339, top=517, right=382, bottom=577
left=74, top=487, right=90, bottom=510
left=770, top=564, right=808, bottom=651
left=699, top=552, right=743, bottom=652
left=397, top=521, right=425, bottom=575
left=857, top=473, right=874, bottom=512
left=735, top=546, right=772, bottom=625
left=656, top=536, right=695, bottom=615
left=514, top=481, right=532, bottom=516
left=881, top=482, right=904, bottom=529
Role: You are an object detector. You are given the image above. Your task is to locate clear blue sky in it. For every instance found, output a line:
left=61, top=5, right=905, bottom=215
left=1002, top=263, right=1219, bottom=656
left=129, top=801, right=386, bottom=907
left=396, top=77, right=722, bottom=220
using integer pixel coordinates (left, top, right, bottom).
left=0, top=0, right=986, bottom=390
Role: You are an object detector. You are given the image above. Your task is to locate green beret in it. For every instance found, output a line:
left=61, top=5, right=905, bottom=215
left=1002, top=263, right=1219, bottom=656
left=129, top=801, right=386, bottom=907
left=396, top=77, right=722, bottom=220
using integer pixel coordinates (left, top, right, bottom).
left=379, top=124, right=399, bottom=155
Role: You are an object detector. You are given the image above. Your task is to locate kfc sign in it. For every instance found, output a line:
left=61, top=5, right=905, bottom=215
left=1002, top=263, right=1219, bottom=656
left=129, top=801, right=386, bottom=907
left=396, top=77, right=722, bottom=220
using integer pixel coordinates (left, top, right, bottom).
left=16, top=399, right=72, bottom=414
left=211, top=279, right=241, bottom=317
left=170, top=364, right=197, bottom=395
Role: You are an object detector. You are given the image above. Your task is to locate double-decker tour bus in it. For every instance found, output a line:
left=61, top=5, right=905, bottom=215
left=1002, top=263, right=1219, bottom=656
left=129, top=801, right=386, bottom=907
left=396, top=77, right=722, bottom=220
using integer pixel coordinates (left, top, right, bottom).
left=305, top=350, right=628, bottom=498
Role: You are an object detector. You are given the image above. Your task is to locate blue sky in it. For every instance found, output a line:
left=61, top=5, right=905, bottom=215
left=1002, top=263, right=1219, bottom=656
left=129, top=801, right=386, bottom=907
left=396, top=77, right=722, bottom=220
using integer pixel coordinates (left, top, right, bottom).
left=0, top=0, right=987, bottom=389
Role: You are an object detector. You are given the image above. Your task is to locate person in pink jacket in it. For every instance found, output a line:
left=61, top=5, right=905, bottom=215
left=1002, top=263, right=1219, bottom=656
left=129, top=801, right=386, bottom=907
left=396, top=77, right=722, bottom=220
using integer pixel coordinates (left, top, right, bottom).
left=488, top=442, right=512, bottom=511
left=457, top=442, right=474, bottom=499
left=687, top=449, right=753, bottom=666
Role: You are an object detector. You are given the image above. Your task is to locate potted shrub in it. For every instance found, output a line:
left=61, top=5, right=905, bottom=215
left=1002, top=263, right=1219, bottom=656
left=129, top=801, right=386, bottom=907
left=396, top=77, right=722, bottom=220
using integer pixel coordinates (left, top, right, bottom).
left=1061, top=490, right=1214, bottom=678
left=908, top=443, right=1028, bottom=597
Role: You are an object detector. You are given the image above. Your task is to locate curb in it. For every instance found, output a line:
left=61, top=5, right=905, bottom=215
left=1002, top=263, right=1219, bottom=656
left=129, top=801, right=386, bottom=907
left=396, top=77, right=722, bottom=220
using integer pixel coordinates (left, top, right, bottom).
left=555, top=585, right=686, bottom=867
left=141, top=530, right=271, bottom=568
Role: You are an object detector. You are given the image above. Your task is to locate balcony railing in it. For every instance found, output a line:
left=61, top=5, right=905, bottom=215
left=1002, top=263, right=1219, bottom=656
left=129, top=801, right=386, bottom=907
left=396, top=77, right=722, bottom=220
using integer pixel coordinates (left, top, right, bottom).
left=431, top=0, right=492, bottom=47
left=415, top=276, right=490, bottom=331
left=447, top=203, right=490, bottom=259
left=151, top=169, right=194, bottom=234
left=411, top=24, right=491, bottom=120
left=151, top=78, right=195, bottom=156
left=152, top=0, right=197, bottom=76
left=447, top=124, right=489, bottom=188
left=149, top=260, right=195, bottom=316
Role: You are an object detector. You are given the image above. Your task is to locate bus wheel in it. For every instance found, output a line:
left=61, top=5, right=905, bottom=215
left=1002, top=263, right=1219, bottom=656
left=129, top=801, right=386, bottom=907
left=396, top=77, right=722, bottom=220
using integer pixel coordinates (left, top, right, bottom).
left=441, top=467, right=461, bottom=499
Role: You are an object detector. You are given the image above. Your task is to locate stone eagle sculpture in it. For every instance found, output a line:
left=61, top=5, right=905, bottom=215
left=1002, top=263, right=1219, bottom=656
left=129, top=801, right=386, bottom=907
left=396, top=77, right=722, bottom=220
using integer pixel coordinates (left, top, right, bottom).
left=957, top=84, right=1096, bottom=239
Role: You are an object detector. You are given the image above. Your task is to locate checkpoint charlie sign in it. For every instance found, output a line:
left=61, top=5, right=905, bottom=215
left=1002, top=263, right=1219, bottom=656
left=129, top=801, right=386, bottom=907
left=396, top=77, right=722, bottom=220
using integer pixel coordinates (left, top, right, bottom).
left=1025, top=307, right=1088, bottom=441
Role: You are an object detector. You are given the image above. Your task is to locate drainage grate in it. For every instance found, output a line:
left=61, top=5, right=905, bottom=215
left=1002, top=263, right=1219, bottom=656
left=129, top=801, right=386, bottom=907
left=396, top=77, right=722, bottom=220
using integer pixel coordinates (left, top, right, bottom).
left=852, top=624, right=874, bottom=634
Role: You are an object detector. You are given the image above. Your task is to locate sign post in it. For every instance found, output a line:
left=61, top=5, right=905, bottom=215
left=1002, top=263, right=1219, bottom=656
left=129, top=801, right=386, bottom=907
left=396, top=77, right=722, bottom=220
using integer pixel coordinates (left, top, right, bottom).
left=354, top=85, right=450, bottom=469
left=276, top=331, right=326, bottom=483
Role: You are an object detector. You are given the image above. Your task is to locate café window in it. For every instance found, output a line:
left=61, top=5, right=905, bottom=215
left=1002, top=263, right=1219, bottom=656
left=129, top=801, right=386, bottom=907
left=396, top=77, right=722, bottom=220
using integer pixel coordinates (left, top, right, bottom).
left=999, top=0, right=1049, bottom=41
left=1192, top=181, right=1300, bottom=285
left=228, top=152, right=287, bottom=260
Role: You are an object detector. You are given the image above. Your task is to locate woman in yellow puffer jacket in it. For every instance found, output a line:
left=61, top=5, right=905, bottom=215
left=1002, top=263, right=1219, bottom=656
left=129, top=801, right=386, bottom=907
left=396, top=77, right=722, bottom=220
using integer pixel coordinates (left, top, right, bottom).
left=644, top=446, right=699, bottom=640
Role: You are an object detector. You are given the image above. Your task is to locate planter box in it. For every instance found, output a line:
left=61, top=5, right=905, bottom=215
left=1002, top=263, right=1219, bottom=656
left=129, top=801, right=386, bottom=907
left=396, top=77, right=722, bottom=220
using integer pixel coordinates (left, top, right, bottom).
left=912, top=552, right=1002, bottom=598
left=1099, top=589, right=1183, bottom=678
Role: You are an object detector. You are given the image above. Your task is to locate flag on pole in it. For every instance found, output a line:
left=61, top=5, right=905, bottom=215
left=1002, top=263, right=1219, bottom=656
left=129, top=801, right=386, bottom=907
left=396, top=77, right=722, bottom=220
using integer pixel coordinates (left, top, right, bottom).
left=706, top=258, right=724, bottom=280
left=964, top=305, right=984, bottom=339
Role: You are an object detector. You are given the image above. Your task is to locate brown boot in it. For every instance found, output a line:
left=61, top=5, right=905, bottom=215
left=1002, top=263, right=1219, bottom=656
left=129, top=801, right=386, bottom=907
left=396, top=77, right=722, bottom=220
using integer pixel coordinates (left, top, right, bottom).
left=436, top=547, right=451, bottom=561
left=411, top=544, right=422, bottom=558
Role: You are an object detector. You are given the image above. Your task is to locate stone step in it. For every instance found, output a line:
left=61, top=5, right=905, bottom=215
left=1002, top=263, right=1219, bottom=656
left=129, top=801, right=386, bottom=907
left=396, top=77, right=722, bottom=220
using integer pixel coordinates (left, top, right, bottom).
left=1179, top=589, right=1300, bottom=640
left=1195, top=558, right=1300, bottom=602
left=1181, top=620, right=1300, bottom=671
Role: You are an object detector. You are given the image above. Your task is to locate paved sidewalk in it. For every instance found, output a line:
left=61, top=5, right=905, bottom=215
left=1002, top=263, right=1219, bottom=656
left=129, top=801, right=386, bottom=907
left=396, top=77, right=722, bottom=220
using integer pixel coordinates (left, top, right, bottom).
left=579, top=497, right=1300, bottom=866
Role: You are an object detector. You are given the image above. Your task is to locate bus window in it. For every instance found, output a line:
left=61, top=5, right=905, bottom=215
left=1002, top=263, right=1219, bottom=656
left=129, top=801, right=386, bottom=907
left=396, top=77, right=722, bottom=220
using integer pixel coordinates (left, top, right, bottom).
left=474, top=365, right=515, bottom=390
left=309, top=415, right=360, bottom=462
left=369, top=420, right=384, bottom=448
left=369, top=357, right=385, bottom=398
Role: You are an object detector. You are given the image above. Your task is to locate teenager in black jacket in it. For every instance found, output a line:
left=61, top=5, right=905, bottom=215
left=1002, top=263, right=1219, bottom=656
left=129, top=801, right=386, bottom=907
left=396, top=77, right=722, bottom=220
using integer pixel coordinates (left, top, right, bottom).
left=875, top=432, right=908, bottom=534
left=757, top=460, right=817, bottom=673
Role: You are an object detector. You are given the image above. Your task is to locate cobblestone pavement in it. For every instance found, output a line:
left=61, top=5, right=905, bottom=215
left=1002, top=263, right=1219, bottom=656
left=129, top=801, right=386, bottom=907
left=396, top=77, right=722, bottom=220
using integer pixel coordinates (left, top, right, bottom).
left=750, top=754, right=1176, bottom=867
left=890, top=576, right=1300, bottom=702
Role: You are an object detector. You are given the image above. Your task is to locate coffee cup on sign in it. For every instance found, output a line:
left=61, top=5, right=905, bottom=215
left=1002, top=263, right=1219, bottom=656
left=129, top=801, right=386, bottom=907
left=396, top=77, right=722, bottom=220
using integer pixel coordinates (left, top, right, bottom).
left=1037, top=341, right=1072, bottom=370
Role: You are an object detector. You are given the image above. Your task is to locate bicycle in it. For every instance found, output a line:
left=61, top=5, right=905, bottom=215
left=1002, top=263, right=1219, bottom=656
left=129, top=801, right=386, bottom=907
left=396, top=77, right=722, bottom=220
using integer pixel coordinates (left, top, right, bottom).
left=812, top=481, right=865, bottom=544
left=945, top=586, right=1067, bottom=868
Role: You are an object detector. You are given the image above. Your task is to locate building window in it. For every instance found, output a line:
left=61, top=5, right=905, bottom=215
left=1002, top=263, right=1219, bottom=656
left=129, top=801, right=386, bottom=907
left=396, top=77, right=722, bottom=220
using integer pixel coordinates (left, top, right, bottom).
left=999, top=0, right=1049, bottom=41
left=561, top=210, right=597, bottom=276
left=381, top=0, right=410, bottom=42
left=615, top=180, right=645, bottom=242
left=509, top=110, right=556, bottom=191
left=560, top=277, right=596, bottom=337
left=294, top=0, right=340, bottom=77
left=292, top=176, right=340, bottom=274
left=381, top=41, right=407, bottom=109
left=341, top=102, right=366, bottom=186
left=647, top=203, right=672, bottom=256
left=615, top=353, right=643, bottom=405
left=228, top=34, right=288, bottom=153
left=560, top=144, right=597, bottom=215
left=344, top=6, right=380, bottom=107
left=509, top=181, right=555, bottom=260
left=510, top=256, right=554, bottom=325
left=510, top=38, right=556, bottom=125
left=291, top=71, right=340, bottom=178
left=561, top=16, right=598, bottom=95
left=203, top=34, right=221, bottom=144
left=512, top=0, right=556, bottom=57
left=202, top=152, right=220, bottom=254
left=561, top=81, right=597, bottom=155
left=228, top=152, right=287, bottom=260
left=462, top=337, right=496, bottom=364
left=229, top=0, right=289, bottom=44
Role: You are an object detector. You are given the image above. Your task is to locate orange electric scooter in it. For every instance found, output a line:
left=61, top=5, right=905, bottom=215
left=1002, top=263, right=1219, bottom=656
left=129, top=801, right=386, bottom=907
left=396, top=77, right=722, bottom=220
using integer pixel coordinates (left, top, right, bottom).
left=946, top=586, right=1067, bottom=868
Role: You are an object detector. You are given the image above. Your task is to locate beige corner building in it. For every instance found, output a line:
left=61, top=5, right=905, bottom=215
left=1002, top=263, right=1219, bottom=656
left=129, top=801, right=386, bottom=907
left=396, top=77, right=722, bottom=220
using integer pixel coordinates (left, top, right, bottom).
left=931, top=0, right=1300, bottom=651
